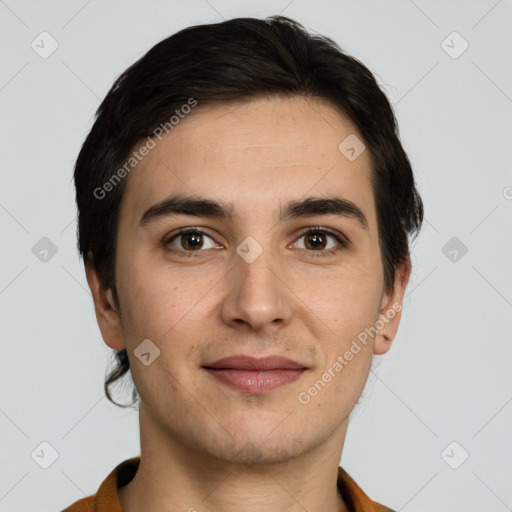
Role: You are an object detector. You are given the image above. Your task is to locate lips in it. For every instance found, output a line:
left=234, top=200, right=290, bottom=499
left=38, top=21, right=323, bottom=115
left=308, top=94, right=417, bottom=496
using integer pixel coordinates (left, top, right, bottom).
left=202, top=355, right=308, bottom=393
left=204, top=355, right=306, bottom=371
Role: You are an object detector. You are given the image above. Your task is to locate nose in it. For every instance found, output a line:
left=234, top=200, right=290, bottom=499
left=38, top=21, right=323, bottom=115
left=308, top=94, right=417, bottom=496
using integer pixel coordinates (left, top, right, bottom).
left=219, top=244, right=293, bottom=332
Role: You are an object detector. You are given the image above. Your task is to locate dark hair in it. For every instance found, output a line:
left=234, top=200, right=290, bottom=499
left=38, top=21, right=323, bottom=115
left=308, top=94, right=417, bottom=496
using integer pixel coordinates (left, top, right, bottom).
left=74, top=15, right=423, bottom=408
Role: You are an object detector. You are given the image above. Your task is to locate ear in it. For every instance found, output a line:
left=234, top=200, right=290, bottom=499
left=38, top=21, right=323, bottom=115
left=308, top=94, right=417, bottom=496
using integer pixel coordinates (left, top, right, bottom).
left=373, top=257, right=411, bottom=355
left=85, top=251, right=126, bottom=351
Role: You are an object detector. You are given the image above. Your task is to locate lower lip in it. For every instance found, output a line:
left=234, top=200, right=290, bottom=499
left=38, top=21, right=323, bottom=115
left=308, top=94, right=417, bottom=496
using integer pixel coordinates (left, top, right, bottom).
left=204, top=368, right=306, bottom=393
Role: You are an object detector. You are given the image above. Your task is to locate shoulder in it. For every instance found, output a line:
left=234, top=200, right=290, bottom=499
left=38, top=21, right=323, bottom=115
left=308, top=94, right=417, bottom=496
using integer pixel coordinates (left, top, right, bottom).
left=337, top=465, right=396, bottom=512
left=374, top=506, right=396, bottom=512
left=60, top=457, right=140, bottom=512
left=60, top=495, right=95, bottom=511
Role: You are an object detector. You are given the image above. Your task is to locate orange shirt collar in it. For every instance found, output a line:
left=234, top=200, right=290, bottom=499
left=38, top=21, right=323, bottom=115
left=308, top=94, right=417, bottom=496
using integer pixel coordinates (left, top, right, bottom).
left=63, top=457, right=394, bottom=512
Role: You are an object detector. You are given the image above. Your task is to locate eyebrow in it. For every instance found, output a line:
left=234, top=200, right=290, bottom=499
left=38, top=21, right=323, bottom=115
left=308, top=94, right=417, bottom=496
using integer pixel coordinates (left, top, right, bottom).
left=139, top=194, right=369, bottom=230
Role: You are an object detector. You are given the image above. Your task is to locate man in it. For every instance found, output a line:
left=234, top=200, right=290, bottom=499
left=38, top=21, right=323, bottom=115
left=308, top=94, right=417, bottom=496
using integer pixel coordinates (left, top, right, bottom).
left=63, top=15, right=423, bottom=512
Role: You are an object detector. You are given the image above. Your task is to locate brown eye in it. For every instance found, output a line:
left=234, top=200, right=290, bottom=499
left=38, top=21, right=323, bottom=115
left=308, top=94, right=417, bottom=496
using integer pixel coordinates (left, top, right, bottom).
left=165, top=228, right=218, bottom=255
left=294, top=228, right=348, bottom=257
left=303, top=232, right=328, bottom=250
left=178, top=231, right=204, bottom=250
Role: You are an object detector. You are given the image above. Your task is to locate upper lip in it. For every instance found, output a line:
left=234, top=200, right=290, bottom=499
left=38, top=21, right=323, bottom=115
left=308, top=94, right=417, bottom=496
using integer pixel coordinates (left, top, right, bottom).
left=203, top=355, right=307, bottom=371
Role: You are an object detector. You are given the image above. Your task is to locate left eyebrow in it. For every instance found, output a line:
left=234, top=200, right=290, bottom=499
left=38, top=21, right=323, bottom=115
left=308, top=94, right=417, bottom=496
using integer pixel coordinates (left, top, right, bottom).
left=280, top=196, right=369, bottom=230
left=138, top=194, right=369, bottom=231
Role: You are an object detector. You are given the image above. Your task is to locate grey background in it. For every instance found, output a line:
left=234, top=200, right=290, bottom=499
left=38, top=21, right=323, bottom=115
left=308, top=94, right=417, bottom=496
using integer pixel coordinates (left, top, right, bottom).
left=1, top=1, right=511, bottom=510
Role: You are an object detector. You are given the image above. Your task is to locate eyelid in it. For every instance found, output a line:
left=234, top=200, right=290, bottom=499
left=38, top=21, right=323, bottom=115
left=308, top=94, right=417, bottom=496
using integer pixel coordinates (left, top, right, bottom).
left=164, top=226, right=216, bottom=243
left=294, top=226, right=350, bottom=246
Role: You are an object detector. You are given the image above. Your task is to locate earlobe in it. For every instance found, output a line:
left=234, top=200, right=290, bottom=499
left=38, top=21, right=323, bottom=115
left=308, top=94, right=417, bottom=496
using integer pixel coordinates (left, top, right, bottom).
left=374, top=331, right=393, bottom=355
left=85, top=252, right=126, bottom=351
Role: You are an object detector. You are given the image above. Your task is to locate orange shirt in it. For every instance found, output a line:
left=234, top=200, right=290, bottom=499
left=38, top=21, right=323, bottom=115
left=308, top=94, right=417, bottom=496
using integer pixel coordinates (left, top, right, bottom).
left=61, top=457, right=394, bottom=512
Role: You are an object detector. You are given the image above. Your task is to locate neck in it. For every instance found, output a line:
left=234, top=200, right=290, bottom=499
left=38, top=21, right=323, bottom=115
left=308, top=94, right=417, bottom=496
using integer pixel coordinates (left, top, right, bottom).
left=118, top=406, right=350, bottom=512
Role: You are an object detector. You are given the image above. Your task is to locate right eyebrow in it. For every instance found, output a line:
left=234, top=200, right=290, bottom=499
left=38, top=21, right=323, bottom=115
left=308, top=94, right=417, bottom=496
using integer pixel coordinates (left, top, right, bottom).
left=139, top=195, right=234, bottom=228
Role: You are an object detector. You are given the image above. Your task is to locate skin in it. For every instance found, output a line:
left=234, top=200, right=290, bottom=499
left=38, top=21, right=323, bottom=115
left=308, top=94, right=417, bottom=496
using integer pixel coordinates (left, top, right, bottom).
left=86, top=95, right=410, bottom=512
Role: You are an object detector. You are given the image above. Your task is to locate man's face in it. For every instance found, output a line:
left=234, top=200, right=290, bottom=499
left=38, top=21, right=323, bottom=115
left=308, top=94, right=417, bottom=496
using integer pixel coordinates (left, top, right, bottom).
left=102, top=96, right=405, bottom=465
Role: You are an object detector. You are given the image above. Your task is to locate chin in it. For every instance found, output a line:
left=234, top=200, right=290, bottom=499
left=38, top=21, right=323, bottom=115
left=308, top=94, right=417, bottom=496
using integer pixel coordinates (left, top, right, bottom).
left=206, top=429, right=311, bottom=469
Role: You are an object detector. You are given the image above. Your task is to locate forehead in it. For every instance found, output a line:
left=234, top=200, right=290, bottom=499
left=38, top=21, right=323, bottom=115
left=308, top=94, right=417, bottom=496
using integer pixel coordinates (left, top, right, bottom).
left=119, top=95, right=376, bottom=228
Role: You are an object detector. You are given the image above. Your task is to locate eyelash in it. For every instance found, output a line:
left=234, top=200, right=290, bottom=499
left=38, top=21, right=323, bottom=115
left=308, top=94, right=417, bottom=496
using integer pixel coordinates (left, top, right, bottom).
left=163, top=227, right=349, bottom=259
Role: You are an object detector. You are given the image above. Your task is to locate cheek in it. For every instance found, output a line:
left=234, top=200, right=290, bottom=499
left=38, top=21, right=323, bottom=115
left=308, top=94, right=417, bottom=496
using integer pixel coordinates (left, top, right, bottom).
left=119, top=266, right=205, bottom=356
left=121, top=284, right=203, bottom=406
left=116, top=255, right=181, bottom=335
left=307, top=268, right=382, bottom=333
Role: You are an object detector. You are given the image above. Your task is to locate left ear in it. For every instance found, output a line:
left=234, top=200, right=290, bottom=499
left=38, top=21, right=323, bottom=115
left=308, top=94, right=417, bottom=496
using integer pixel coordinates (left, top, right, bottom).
left=373, top=257, right=411, bottom=355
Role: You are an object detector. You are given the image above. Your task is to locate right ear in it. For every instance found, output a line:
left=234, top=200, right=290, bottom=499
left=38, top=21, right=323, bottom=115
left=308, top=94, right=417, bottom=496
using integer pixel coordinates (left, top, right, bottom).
left=85, top=251, right=126, bottom=351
